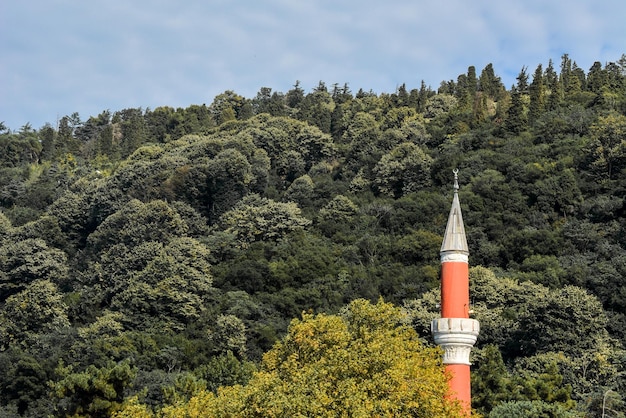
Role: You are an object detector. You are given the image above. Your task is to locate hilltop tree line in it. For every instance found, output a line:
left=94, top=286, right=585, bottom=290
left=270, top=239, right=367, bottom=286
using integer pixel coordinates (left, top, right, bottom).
left=1, top=53, right=626, bottom=417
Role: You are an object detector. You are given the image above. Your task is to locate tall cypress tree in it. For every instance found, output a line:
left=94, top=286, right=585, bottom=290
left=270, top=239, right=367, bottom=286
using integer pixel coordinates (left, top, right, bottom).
left=40, top=124, right=56, bottom=161
left=456, top=73, right=470, bottom=111
left=416, top=80, right=431, bottom=113
left=587, top=61, right=607, bottom=94
left=528, top=64, right=545, bottom=124
left=467, top=66, right=478, bottom=98
left=479, top=63, right=504, bottom=101
left=545, top=59, right=562, bottom=111
left=505, top=67, right=529, bottom=134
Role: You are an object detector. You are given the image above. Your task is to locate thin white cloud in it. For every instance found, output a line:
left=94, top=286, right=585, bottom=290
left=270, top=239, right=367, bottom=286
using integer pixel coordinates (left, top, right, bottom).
left=1, top=0, right=624, bottom=129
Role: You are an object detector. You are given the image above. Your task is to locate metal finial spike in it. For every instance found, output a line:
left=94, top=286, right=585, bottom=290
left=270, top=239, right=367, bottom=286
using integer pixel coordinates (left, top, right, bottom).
left=453, top=169, right=459, bottom=191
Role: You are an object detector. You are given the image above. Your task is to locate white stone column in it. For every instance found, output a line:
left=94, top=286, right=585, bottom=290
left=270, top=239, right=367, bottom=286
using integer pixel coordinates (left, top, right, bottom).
left=431, top=318, right=480, bottom=365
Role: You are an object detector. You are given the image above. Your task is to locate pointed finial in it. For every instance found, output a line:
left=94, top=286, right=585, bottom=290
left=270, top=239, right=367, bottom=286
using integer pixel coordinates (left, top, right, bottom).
left=441, top=168, right=468, bottom=256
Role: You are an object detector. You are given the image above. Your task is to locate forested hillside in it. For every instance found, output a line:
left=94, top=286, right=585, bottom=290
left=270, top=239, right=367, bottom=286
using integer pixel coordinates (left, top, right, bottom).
left=1, top=54, right=626, bottom=417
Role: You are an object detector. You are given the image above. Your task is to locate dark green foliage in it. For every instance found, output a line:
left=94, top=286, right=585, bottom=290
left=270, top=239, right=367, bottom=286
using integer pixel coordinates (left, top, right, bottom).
left=0, top=128, right=41, bottom=167
left=478, top=63, right=505, bottom=100
left=115, top=108, right=148, bottom=158
left=86, top=199, right=189, bottom=254
left=86, top=237, right=213, bottom=332
left=515, top=286, right=608, bottom=356
left=52, top=360, right=136, bottom=418
left=472, top=345, right=513, bottom=414
left=489, top=400, right=575, bottom=418
left=529, top=64, right=545, bottom=124
left=0, top=351, right=49, bottom=415
left=195, top=351, right=256, bottom=393
left=0, top=238, right=68, bottom=302
left=505, top=67, right=530, bottom=134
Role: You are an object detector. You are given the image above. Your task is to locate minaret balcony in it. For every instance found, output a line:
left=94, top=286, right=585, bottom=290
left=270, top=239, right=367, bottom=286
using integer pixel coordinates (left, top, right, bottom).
left=431, top=318, right=480, bottom=365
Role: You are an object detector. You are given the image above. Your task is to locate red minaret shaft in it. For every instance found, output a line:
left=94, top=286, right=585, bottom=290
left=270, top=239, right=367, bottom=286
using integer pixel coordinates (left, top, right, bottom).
left=431, top=170, right=479, bottom=416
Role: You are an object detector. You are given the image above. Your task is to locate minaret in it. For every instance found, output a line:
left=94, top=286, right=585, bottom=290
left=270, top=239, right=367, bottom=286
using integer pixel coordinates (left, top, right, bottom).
left=431, top=169, right=479, bottom=415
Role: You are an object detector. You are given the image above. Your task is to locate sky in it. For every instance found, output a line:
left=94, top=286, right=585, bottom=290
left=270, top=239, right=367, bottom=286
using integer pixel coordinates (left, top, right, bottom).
left=1, top=0, right=625, bottom=130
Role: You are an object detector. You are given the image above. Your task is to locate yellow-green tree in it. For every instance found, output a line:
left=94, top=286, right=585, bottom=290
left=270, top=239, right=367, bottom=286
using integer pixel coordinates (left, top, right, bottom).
left=115, top=299, right=462, bottom=417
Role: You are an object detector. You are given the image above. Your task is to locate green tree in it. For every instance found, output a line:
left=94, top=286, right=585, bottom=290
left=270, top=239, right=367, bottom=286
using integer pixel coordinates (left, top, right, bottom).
left=424, top=93, right=458, bottom=119
left=318, top=194, right=359, bottom=223
left=144, top=106, right=175, bottom=142
left=86, top=199, right=189, bottom=254
left=528, top=165, right=582, bottom=219
left=57, top=113, right=82, bottom=154
left=559, top=54, right=574, bottom=96
left=10, top=214, right=68, bottom=251
left=373, top=142, right=433, bottom=198
left=195, top=351, right=256, bottom=394
left=559, top=55, right=585, bottom=100
left=109, top=237, right=213, bottom=331
left=381, top=106, right=418, bottom=130
left=585, top=112, right=626, bottom=181
left=587, top=61, right=608, bottom=94
left=505, top=67, right=529, bottom=134
left=209, top=91, right=249, bottom=125
left=415, top=80, right=433, bottom=113
left=204, top=147, right=255, bottom=219
left=0, top=212, right=11, bottom=237
left=218, top=194, right=311, bottom=248
left=0, top=280, right=70, bottom=348
left=52, top=360, right=137, bottom=418
left=116, top=108, right=148, bottom=158
left=315, top=194, right=361, bottom=239
left=167, top=135, right=268, bottom=221
left=516, top=285, right=609, bottom=355
left=528, top=64, right=545, bottom=123
left=72, top=311, right=142, bottom=367
left=0, top=238, right=68, bottom=302
left=208, top=314, right=247, bottom=358
left=545, top=59, right=562, bottom=110
left=40, top=123, right=56, bottom=160
left=342, top=112, right=383, bottom=171
left=253, top=87, right=286, bottom=116
left=285, top=80, right=305, bottom=109
left=105, top=152, right=187, bottom=203
left=489, top=400, right=576, bottom=418
left=478, top=63, right=505, bottom=101
left=511, top=354, right=575, bottom=409
left=284, top=174, right=315, bottom=207
left=298, top=82, right=333, bottom=133
left=472, top=345, right=513, bottom=414
left=46, top=188, right=100, bottom=250
left=98, top=124, right=115, bottom=157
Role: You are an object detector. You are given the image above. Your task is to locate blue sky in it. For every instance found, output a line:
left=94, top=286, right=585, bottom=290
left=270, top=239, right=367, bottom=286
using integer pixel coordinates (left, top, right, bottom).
left=1, top=0, right=625, bottom=130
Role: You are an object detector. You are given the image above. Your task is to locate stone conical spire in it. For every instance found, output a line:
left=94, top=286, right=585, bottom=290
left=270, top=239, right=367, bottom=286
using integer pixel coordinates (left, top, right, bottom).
left=440, top=169, right=468, bottom=255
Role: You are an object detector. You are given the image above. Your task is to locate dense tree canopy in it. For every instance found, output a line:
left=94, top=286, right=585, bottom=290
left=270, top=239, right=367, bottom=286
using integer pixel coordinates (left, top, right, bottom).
left=1, top=54, right=626, bottom=417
